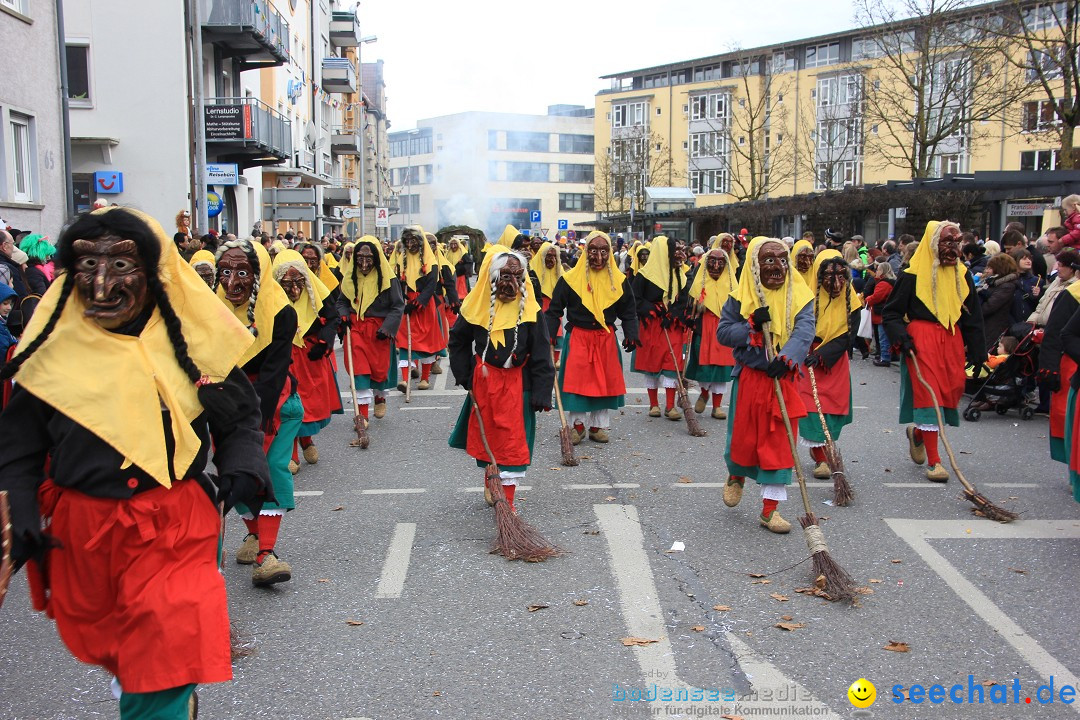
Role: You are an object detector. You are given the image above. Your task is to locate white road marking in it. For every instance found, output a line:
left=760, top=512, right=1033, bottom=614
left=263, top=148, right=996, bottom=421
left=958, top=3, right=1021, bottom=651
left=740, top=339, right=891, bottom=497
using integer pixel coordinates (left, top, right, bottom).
left=885, top=482, right=1039, bottom=489
left=564, top=483, right=640, bottom=490
left=887, top=518, right=1080, bottom=715
left=983, top=483, right=1040, bottom=488
left=375, top=522, right=417, bottom=599
left=360, top=488, right=427, bottom=495
left=671, top=481, right=832, bottom=488
left=398, top=405, right=452, bottom=411
left=293, top=490, right=324, bottom=497
left=459, top=485, right=533, bottom=492
left=432, top=365, right=449, bottom=392
left=596, top=504, right=841, bottom=719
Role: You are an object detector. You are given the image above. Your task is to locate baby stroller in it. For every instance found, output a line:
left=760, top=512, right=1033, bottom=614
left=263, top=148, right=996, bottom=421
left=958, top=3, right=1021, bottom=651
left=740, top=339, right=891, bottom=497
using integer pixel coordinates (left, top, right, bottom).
left=962, top=322, right=1040, bottom=422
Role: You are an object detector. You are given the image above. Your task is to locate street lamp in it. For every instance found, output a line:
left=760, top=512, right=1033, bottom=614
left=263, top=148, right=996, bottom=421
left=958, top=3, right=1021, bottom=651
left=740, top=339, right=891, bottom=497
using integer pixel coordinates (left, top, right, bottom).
left=357, top=34, right=377, bottom=236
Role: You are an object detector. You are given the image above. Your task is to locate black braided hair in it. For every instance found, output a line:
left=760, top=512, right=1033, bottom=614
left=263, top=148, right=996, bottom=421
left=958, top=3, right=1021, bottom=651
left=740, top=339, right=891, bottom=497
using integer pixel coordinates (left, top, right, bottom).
left=0, top=273, right=75, bottom=380
left=146, top=272, right=201, bottom=382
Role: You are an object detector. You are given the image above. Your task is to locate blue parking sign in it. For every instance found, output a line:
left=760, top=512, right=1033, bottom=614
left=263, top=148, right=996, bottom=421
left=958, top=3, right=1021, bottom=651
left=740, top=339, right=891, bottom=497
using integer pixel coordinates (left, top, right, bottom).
left=530, top=210, right=542, bottom=223
left=558, top=219, right=568, bottom=230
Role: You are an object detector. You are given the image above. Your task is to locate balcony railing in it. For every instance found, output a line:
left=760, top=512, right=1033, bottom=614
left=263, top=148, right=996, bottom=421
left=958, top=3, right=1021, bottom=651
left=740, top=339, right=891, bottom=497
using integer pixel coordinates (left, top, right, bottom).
left=204, top=96, right=292, bottom=168
left=322, top=177, right=360, bottom=205
left=321, top=57, right=357, bottom=94
left=330, top=125, right=362, bottom=156
left=202, top=0, right=290, bottom=69
left=329, top=11, right=361, bottom=47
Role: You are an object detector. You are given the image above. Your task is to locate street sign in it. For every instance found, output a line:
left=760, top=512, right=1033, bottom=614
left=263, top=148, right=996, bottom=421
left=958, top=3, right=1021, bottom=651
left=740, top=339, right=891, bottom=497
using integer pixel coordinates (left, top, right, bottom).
left=567, top=230, right=576, bottom=241
left=342, top=207, right=362, bottom=219
left=540, top=228, right=549, bottom=237
left=206, top=190, right=223, bottom=218
left=530, top=210, right=541, bottom=223
left=1006, top=202, right=1053, bottom=217
left=375, top=207, right=389, bottom=228
left=262, top=187, right=316, bottom=204
left=206, top=163, right=239, bottom=186
left=94, top=171, right=123, bottom=194
left=894, top=207, right=907, bottom=218
left=261, top=206, right=317, bottom=222
left=558, top=219, right=568, bottom=230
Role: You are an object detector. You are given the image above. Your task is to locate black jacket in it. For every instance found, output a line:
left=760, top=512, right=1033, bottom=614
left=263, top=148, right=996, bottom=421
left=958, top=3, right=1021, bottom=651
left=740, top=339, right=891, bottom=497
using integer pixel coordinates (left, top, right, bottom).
left=448, top=314, right=555, bottom=409
left=882, top=272, right=985, bottom=364
left=543, top=275, right=639, bottom=344
left=334, top=277, right=404, bottom=339
left=242, top=305, right=299, bottom=432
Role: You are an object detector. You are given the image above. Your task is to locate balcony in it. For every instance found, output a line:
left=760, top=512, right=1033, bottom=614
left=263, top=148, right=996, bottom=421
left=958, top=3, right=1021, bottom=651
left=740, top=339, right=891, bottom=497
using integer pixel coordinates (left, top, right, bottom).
left=329, top=11, right=361, bottom=47
left=331, top=125, right=362, bottom=155
left=204, top=97, right=292, bottom=169
left=322, top=178, right=360, bottom=205
left=201, top=0, right=290, bottom=70
left=321, top=57, right=357, bottom=94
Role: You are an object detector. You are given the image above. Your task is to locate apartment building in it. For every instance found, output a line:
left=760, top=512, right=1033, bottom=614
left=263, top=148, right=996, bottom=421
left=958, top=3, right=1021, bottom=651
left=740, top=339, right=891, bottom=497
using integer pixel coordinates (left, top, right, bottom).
left=62, top=0, right=386, bottom=238
left=387, top=106, right=595, bottom=241
left=0, top=0, right=67, bottom=234
left=594, top=0, right=1074, bottom=241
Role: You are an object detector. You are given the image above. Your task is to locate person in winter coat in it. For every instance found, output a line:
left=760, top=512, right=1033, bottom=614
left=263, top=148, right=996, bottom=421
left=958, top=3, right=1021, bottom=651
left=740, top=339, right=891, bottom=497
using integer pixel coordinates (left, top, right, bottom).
left=1011, top=248, right=1044, bottom=319
left=864, top=261, right=896, bottom=365
left=978, top=253, right=1020, bottom=351
left=1058, top=193, right=1080, bottom=249
left=963, top=243, right=989, bottom=278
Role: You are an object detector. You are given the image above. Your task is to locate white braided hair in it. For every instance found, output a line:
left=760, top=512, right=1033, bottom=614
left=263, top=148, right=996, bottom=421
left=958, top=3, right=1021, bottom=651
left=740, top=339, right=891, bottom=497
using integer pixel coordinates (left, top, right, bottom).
left=215, top=238, right=261, bottom=336
left=480, top=250, right=530, bottom=370
left=272, top=258, right=319, bottom=318
left=749, top=239, right=794, bottom=353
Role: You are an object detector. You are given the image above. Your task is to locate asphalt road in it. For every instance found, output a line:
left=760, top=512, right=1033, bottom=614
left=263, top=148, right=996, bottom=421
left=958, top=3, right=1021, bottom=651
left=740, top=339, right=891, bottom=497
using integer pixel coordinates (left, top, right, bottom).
left=2, top=351, right=1078, bottom=720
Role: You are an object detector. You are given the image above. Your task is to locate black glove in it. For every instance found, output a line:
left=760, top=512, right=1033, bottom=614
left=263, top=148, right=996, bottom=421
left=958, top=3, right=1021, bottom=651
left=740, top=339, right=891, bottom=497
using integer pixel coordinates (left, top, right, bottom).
left=895, top=334, right=916, bottom=356
left=449, top=302, right=462, bottom=313
left=1038, top=368, right=1061, bottom=392
left=307, top=342, right=330, bottom=361
left=766, top=355, right=795, bottom=379
left=214, top=472, right=265, bottom=516
left=968, top=353, right=988, bottom=373
left=659, top=313, right=674, bottom=330
left=531, top=400, right=552, bottom=413
left=750, top=306, right=771, bottom=330
left=804, top=352, right=823, bottom=369
left=404, top=300, right=422, bottom=315
left=622, top=337, right=643, bottom=352
left=339, top=314, right=352, bottom=330
left=375, top=328, right=390, bottom=341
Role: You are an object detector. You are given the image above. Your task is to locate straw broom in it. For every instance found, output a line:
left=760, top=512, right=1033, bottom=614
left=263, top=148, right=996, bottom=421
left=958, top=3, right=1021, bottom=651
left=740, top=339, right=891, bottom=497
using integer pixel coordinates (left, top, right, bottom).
left=550, top=348, right=578, bottom=466
left=755, top=291, right=856, bottom=602
left=343, top=322, right=369, bottom=449
left=807, top=367, right=853, bottom=506
left=0, top=491, right=12, bottom=610
left=661, top=326, right=707, bottom=437
left=907, top=352, right=1018, bottom=522
left=468, top=391, right=563, bottom=561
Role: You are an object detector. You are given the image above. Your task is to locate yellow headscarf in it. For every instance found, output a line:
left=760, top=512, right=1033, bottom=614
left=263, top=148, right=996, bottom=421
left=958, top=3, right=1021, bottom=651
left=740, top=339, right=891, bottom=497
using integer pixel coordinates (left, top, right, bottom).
left=270, top=240, right=287, bottom=256
left=444, top=237, right=467, bottom=267
left=561, top=230, right=624, bottom=331
left=810, top=249, right=862, bottom=346
left=497, top=224, right=519, bottom=248
left=217, top=240, right=291, bottom=366
left=731, top=236, right=815, bottom=351
left=318, top=260, right=339, bottom=292
left=459, top=247, right=540, bottom=348
left=340, top=236, right=394, bottom=319
left=637, top=235, right=686, bottom=305
left=529, top=241, right=563, bottom=299
left=390, top=226, right=439, bottom=291
left=630, top=241, right=652, bottom=274
left=324, top=252, right=339, bottom=270
left=790, top=239, right=815, bottom=287
left=189, top=249, right=215, bottom=269
left=905, top=220, right=969, bottom=330
left=13, top=207, right=253, bottom=490
left=689, top=247, right=737, bottom=318
left=273, top=249, right=331, bottom=348
left=710, top=234, right=741, bottom=276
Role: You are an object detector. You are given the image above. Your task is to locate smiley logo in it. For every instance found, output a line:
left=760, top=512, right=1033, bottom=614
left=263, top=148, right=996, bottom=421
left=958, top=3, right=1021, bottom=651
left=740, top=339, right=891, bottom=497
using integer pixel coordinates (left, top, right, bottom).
left=848, top=678, right=876, bottom=708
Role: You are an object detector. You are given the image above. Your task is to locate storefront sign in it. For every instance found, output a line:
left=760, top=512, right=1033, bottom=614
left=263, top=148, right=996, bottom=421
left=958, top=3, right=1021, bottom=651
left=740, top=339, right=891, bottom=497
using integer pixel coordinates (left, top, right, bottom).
left=1006, top=202, right=1054, bottom=217
left=279, top=175, right=303, bottom=189
left=204, top=105, right=251, bottom=141
left=206, top=163, right=239, bottom=186
left=206, top=190, right=223, bottom=218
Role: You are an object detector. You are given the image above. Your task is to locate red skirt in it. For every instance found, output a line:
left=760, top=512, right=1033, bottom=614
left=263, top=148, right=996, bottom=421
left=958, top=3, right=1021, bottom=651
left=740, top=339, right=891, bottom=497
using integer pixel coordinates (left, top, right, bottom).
left=541, top=296, right=563, bottom=339
left=730, top=366, right=807, bottom=471
left=904, top=319, right=966, bottom=410
left=47, top=481, right=231, bottom=692
left=1051, top=355, right=1077, bottom=440
left=442, top=303, right=458, bottom=337
left=395, top=290, right=444, bottom=356
left=563, top=327, right=626, bottom=397
left=698, top=311, right=734, bottom=367
left=634, top=318, right=686, bottom=374
left=467, top=360, right=530, bottom=466
left=455, top=275, right=469, bottom=300
left=797, top=347, right=851, bottom=416
left=292, top=338, right=342, bottom=423
left=348, top=314, right=392, bottom=383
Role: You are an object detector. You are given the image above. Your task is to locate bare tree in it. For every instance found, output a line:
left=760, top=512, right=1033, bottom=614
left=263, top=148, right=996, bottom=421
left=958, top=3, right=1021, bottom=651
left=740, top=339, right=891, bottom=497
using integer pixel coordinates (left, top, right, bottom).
left=590, top=126, right=676, bottom=214
left=855, top=0, right=1022, bottom=178
left=797, top=72, right=867, bottom=191
left=981, top=1, right=1080, bottom=169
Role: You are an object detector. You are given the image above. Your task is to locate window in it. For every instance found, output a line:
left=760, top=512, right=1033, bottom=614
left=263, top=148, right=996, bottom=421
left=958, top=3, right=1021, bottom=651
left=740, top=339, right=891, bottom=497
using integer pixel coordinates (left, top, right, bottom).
left=488, top=130, right=499, bottom=150
left=851, top=37, right=882, bottom=61
left=506, top=131, right=550, bottom=152
left=392, top=166, right=431, bottom=185
left=559, top=164, right=593, bottom=183
left=1020, top=149, right=1059, bottom=170
left=1023, top=2, right=1066, bottom=31
left=558, top=134, right=594, bottom=154
left=1022, top=100, right=1064, bottom=132
left=693, top=65, right=721, bottom=82
left=670, top=70, right=689, bottom=85
left=805, top=42, right=840, bottom=68
left=66, top=43, right=92, bottom=104
left=772, top=51, right=796, bottom=74
left=488, top=160, right=500, bottom=181
left=689, top=92, right=730, bottom=122
left=0, top=0, right=28, bottom=13
left=689, top=131, right=726, bottom=158
left=934, top=153, right=964, bottom=175
left=1026, top=49, right=1064, bottom=81
left=815, top=160, right=862, bottom=191
left=398, top=194, right=420, bottom=214
left=644, top=73, right=668, bottom=88
left=688, top=169, right=729, bottom=195
left=506, top=162, right=549, bottom=182
left=9, top=113, right=34, bottom=203
left=816, top=75, right=862, bottom=107
left=612, top=101, right=647, bottom=128
left=389, top=133, right=432, bottom=157
left=559, top=193, right=595, bottom=212
left=816, top=119, right=862, bottom=149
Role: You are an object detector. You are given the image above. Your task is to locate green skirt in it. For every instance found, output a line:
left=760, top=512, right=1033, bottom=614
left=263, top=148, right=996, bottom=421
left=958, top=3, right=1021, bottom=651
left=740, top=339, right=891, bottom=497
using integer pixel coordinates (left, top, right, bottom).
left=353, top=343, right=399, bottom=392
left=898, top=361, right=959, bottom=427
left=1063, top=386, right=1080, bottom=501
left=797, top=385, right=853, bottom=444
left=448, top=390, right=535, bottom=472
left=684, top=332, right=733, bottom=384
left=236, top=392, right=303, bottom=514
left=723, top=377, right=791, bottom=485
left=558, top=326, right=626, bottom=413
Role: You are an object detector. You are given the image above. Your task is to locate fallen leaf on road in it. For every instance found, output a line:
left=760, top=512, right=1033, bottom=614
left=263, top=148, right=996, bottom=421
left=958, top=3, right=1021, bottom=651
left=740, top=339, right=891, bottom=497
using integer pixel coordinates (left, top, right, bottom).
left=769, top=593, right=789, bottom=602
left=621, top=637, right=660, bottom=646
left=981, top=681, right=999, bottom=687
left=891, top=559, right=903, bottom=564
left=775, top=622, right=805, bottom=631
left=432, top=691, right=442, bottom=697
left=678, top=476, right=693, bottom=483
left=580, top=455, right=593, bottom=460
left=751, top=578, right=772, bottom=585
left=712, top=605, right=731, bottom=611
left=548, top=466, right=561, bottom=470
left=748, top=573, right=766, bottom=578
left=855, top=586, right=875, bottom=595
left=527, top=603, right=549, bottom=612
left=884, top=467, right=892, bottom=473
left=884, top=641, right=910, bottom=652
left=959, top=450, right=972, bottom=455
left=317, top=578, right=330, bottom=583
left=605, top=495, right=616, bottom=501
left=691, top=625, right=705, bottom=632
left=583, top=530, right=600, bottom=535
left=332, top=506, right=344, bottom=511
left=781, top=615, right=793, bottom=621
left=720, top=715, right=746, bottom=720
left=345, top=620, right=364, bottom=626
left=1007, top=567, right=1027, bottom=574
left=869, top=578, right=882, bottom=583
left=573, top=599, right=589, bottom=606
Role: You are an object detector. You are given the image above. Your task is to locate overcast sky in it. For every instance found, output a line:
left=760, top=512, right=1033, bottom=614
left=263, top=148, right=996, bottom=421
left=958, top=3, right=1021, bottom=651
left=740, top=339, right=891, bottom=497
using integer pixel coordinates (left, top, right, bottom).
left=360, top=0, right=861, bottom=129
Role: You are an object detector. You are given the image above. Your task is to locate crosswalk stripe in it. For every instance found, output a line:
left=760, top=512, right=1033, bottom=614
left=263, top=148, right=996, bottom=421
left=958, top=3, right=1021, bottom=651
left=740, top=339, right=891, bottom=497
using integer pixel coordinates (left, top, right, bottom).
left=374, top=522, right=417, bottom=599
